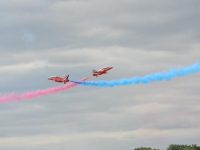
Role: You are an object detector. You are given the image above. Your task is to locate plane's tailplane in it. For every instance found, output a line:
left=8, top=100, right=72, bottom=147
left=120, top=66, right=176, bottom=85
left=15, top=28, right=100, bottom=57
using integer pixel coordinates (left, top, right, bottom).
left=92, top=73, right=98, bottom=77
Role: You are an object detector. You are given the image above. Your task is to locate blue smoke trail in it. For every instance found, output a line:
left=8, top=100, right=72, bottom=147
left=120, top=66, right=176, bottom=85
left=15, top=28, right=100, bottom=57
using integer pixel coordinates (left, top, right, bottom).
left=71, top=61, right=200, bottom=87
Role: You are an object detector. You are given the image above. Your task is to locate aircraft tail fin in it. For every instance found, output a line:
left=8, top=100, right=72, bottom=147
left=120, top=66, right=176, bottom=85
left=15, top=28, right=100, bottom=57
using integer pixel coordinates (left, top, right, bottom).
left=64, top=75, right=69, bottom=80
left=93, top=69, right=97, bottom=73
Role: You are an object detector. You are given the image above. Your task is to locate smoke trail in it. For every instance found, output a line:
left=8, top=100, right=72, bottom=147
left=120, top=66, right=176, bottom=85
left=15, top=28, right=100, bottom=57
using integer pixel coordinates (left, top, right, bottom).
left=71, top=61, right=200, bottom=87
left=0, top=76, right=92, bottom=102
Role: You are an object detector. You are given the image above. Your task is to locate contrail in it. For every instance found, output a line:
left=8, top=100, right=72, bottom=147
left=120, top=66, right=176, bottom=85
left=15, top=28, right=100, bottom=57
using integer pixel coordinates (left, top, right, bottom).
left=0, top=76, right=92, bottom=102
left=71, top=61, right=200, bottom=87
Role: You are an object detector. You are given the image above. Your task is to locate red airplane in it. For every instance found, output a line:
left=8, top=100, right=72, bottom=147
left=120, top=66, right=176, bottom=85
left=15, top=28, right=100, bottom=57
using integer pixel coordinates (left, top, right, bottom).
left=48, top=75, right=69, bottom=84
left=92, top=66, right=113, bottom=77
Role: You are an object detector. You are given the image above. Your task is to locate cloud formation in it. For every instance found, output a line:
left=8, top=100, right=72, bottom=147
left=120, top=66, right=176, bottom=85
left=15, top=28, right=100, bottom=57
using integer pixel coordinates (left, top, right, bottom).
left=0, top=0, right=200, bottom=150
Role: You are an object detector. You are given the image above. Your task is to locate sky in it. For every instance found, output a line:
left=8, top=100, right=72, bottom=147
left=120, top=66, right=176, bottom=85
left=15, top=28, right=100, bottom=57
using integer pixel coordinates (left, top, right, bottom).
left=0, top=0, right=200, bottom=149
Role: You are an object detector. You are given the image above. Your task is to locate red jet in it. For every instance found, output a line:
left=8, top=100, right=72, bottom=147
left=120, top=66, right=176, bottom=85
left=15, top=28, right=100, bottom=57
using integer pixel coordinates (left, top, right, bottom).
left=48, top=75, right=69, bottom=84
left=92, top=66, right=113, bottom=77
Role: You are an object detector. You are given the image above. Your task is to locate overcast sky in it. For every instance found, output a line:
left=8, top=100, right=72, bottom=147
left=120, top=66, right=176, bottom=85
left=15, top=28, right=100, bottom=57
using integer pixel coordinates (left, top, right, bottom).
left=0, top=0, right=200, bottom=149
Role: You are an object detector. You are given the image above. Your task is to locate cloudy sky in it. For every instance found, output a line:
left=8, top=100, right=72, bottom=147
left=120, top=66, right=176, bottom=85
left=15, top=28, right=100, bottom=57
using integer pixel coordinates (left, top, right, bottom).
left=0, top=0, right=200, bottom=149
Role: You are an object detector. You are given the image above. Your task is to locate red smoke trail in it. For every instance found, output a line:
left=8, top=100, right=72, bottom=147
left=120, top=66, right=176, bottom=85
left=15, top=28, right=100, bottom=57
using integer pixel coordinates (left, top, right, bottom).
left=0, top=76, right=92, bottom=102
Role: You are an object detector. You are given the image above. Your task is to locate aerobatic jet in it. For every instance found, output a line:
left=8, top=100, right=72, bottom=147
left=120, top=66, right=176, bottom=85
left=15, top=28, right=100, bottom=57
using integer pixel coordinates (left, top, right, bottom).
left=48, top=75, right=69, bottom=84
left=92, top=66, right=113, bottom=77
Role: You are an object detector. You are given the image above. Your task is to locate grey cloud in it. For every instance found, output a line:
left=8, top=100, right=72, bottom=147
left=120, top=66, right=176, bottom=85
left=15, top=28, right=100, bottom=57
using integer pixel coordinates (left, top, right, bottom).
left=0, top=0, right=200, bottom=149
left=0, top=0, right=199, bottom=51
